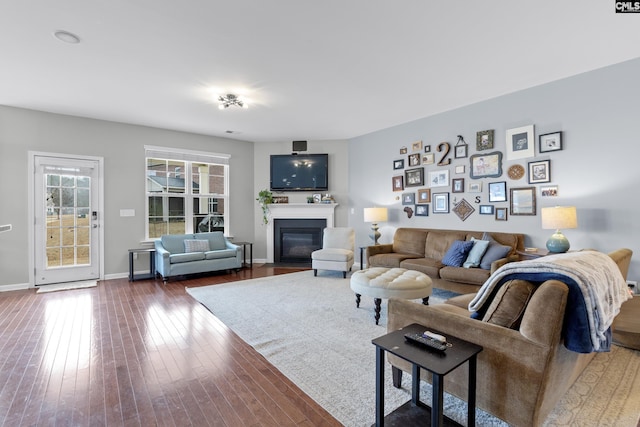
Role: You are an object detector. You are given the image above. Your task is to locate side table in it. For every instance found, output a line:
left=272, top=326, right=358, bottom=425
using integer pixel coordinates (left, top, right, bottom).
left=372, top=323, right=483, bottom=426
left=613, top=294, right=640, bottom=351
left=128, top=248, right=156, bottom=281
left=360, top=245, right=370, bottom=269
left=516, top=248, right=549, bottom=260
left=234, top=241, right=253, bottom=268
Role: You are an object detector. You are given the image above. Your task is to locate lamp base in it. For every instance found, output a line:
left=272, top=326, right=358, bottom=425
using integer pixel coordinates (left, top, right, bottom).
left=546, top=230, right=570, bottom=253
left=369, top=224, right=381, bottom=245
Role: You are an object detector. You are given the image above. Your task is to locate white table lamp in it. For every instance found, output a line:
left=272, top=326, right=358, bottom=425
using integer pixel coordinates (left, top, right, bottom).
left=541, top=206, right=577, bottom=253
left=364, top=207, right=388, bottom=245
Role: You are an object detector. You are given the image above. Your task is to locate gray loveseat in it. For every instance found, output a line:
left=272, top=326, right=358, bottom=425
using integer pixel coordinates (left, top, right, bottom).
left=154, top=231, right=242, bottom=282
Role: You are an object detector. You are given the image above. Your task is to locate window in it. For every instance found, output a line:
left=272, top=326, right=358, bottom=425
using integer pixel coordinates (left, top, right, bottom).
left=145, top=146, right=230, bottom=239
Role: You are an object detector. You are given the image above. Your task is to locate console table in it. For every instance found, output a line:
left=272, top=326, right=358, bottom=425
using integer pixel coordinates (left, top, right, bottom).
left=372, top=323, right=483, bottom=426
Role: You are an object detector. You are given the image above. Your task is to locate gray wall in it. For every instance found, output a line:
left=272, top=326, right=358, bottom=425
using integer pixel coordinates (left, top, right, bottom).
left=0, top=107, right=255, bottom=287
left=252, top=140, right=349, bottom=261
left=348, top=57, right=640, bottom=281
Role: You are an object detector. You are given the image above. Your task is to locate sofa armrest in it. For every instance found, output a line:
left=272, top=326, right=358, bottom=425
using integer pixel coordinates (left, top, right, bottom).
left=365, top=244, right=393, bottom=266
left=154, top=240, right=171, bottom=276
left=490, top=253, right=519, bottom=273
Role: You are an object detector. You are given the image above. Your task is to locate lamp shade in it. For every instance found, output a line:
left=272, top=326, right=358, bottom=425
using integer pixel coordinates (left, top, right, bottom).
left=364, top=207, right=388, bottom=223
left=541, top=206, right=578, bottom=230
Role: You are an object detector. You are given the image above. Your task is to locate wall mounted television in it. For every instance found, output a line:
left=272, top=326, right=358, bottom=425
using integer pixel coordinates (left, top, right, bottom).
left=270, top=153, right=329, bottom=191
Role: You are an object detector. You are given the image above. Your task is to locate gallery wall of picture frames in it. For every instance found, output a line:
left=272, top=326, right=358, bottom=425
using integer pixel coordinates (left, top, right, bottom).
left=390, top=129, right=564, bottom=222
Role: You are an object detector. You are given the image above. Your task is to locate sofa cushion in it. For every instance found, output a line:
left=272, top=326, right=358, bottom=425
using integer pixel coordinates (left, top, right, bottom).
left=161, top=234, right=189, bottom=254
left=479, top=232, right=512, bottom=270
left=170, top=252, right=206, bottom=264
left=205, top=249, right=238, bottom=260
left=424, top=230, right=468, bottom=259
left=399, top=257, right=443, bottom=277
left=184, top=239, right=210, bottom=253
left=482, top=279, right=537, bottom=329
left=439, top=266, right=490, bottom=286
left=392, top=228, right=428, bottom=257
left=370, top=252, right=420, bottom=268
left=442, top=240, right=474, bottom=267
left=204, top=232, right=228, bottom=251
left=463, top=238, right=490, bottom=268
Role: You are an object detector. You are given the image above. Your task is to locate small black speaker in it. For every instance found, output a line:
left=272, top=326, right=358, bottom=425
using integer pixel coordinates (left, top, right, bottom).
left=292, top=140, right=307, bottom=152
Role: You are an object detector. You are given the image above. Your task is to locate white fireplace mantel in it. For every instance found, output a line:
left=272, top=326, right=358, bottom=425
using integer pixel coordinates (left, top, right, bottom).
left=266, top=203, right=338, bottom=263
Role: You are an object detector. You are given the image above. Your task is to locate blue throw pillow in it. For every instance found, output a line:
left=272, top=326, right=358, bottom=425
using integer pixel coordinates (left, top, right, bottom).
left=463, top=238, right=490, bottom=268
left=479, top=233, right=512, bottom=270
left=442, top=240, right=475, bottom=267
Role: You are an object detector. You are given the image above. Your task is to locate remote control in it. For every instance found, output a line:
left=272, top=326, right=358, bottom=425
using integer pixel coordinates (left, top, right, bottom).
left=404, top=332, right=448, bottom=351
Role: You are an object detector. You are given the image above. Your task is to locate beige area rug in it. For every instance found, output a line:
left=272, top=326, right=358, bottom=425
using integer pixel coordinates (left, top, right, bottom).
left=36, top=280, right=98, bottom=293
left=186, top=271, right=640, bottom=427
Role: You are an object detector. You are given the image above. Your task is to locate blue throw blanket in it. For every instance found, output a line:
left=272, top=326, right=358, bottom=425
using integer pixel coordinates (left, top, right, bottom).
left=468, top=251, right=631, bottom=353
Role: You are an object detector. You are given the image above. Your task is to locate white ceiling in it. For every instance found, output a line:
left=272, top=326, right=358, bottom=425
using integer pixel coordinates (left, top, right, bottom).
left=2, top=1, right=640, bottom=143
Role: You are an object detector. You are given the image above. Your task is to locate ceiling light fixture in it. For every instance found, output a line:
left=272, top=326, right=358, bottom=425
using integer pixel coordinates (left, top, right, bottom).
left=53, top=30, right=81, bottom=44
left=218, top=94, right=248, bottom=109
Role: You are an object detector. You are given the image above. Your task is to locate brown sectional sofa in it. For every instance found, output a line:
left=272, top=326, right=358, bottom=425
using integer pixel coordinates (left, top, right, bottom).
left=365, top=227, right=525, bottom=293
left=387, top=248, right=633, bottom=426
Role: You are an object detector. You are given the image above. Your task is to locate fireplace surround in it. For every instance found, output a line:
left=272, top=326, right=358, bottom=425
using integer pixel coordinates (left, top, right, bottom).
left=265, top=203, right=338, bottom=264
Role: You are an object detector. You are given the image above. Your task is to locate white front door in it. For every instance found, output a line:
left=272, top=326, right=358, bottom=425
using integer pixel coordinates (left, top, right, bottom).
left=33, top=155, right=102, bottom=285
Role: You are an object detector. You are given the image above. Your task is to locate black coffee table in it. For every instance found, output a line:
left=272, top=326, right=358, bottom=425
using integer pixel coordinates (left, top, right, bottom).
left=372, top=323, right=483, bottom=426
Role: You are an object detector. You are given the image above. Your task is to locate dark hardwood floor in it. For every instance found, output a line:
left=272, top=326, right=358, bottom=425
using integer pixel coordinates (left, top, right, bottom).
left=0, top=266, right=343, bottom=426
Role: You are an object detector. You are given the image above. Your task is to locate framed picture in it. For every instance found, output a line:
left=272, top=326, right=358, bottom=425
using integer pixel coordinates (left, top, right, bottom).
left=454, top=143, right=468, bottom=159
left=469, top=151, right=503, bottom=179
left=312, top=193, right=322, bottom=203
left=422, top=153, right=435, bottom=165
left=452, top=178, right=465, bottom=193
left=429, top=169, right=449, bottom=188
left=488, top=181, right=507, bottom=202
left=402, top=192, right=415, bottom=205
left=510, top=187, right=536, bottom=216
left=405, top=167, right=424, bottom=187
left=540, top=185, right=558, bottom=197
left=415, top=204, right=429, bottom=216
left=468, top=182, right=482, bottom=193
left=455, top=165, right=465, bottom=174
left=400, top=146, right=408, bottom=154
left=408, top=153, right=421, bottom=167
left=452, top=198, right=475, bottom=221
left=528, top=159, right=551, bottom=184
left=476, top=129, right=494, bottom=150
left=412, top=141, right=423, bottom=152
left=479, top=205, right=494, bottom=215
left=506, top=125, right=535, bottom=160
left=424, top=145, right=431, bottom=153
left=392, top=175, right=404, bottom=191
left=417, top=188, right=431, bottom=203
left=539, top=131, right=563, bottom=153
left=393, top=159, right=404, bottom=170
left=432, top=192, right=450, bottom=213
left=495, top=207, right=508, bottom=221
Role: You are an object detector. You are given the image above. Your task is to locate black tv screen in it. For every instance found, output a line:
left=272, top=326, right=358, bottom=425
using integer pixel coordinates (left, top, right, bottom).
left=270, top=154, right=328, bottom=191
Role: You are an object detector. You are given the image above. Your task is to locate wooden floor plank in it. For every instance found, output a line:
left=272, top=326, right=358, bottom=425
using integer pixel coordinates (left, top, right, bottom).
left=0, top=265, right=342, bottom=426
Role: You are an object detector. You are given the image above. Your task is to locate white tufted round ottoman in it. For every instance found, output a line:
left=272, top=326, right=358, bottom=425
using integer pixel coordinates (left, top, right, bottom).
left=350, top=267, right=432, bottom=324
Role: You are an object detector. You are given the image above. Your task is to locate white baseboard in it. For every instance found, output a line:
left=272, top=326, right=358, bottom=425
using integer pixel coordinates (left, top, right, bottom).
left=104, top=272, right=129, bottom=280
left=0, top=282, right=30, bottom=292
